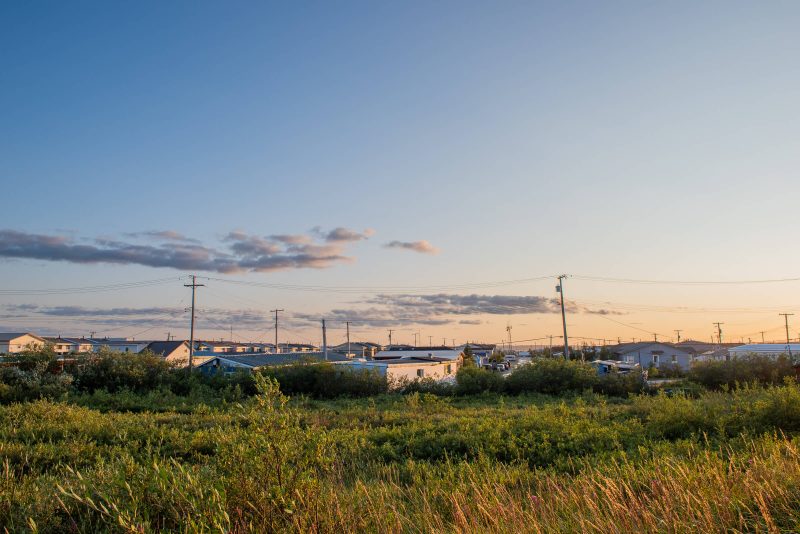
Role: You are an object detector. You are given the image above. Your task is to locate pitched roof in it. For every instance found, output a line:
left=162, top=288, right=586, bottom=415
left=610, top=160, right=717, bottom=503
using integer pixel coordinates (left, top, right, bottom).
left=0, top=332, right=45, bottom=342
left=199, top=351, right=350, bottom=368
left=145, top=341, right=188, bottom=357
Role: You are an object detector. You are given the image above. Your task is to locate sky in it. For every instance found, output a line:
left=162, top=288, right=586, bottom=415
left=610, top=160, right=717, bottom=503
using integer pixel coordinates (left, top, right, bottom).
left=1, top=1, right=800, bottom=348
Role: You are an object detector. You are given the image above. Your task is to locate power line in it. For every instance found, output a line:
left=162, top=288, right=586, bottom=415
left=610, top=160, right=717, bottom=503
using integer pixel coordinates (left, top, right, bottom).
left=571, top=275, right=800, bottom=285
left=0, top=277, right=184, bottom=295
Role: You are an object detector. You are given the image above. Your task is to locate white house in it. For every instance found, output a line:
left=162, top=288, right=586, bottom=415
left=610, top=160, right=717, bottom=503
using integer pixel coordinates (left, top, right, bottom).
left=0, top=333, right=46, bottom=354
left=342, top=358, right=458, bottom=385
left=728, top=344, right=800, bottom=359
left=374, top=348, right=464, bottom=362
left=91, top=338, right=150, bottom=353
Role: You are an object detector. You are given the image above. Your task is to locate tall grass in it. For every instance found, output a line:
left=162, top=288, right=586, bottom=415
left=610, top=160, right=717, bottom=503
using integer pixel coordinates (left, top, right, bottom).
left=4, top=380, right=800, bottom=531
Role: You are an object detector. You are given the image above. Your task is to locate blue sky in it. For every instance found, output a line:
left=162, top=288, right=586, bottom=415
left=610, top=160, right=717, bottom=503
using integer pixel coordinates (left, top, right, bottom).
left=2, top=1, right=800, bottom=346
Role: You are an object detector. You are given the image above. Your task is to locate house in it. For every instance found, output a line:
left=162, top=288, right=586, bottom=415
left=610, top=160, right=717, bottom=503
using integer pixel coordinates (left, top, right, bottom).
left=278, top=343, right=319, bottom=353
left=91, top=338, right=150, bottom=353
left=197, top=351, right=349, bottom=375
left=675, top=340, right=741, bottom=361
left=728, top=344, right=800, bottom=359
left=330, top=341, right=382, bottom=358
left=342, top=358, right=458, bottom=385
left=145, top=341, right=192, bottom=365
left=195, top=341, right=236, bottom=353
left=374, top=347, right=465, bottom=362
left=44, top=337, right=96, bottom=355
left=607, top=342, right=694, bottom=370
left=0, top=333, right=46, bottom=354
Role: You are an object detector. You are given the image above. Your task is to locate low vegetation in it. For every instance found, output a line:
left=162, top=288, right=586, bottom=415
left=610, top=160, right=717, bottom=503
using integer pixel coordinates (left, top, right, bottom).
left=0, top=349, right=799, bottom=532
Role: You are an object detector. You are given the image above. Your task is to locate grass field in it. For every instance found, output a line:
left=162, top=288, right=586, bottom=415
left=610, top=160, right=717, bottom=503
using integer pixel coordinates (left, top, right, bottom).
left=3, top=371, right=800, bottom=533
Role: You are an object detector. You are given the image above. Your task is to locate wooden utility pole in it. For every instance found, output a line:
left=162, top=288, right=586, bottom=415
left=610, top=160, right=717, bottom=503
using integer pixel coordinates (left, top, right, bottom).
left=713, top=322, right=724, bottom=344
left=184, top=275, right=204, bottom=372
left=271, top=309, right=284, bottom=353
left=779, top=313, right=794, bottom=344
left=557, top=275, right=570, bottom=359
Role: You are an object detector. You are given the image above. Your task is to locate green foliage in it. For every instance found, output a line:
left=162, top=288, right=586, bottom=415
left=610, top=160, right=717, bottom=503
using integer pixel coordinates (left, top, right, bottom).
left=261, top=362, right=389, bottom=398
left=461, top=345, right=476, bottom=368
left=455, top=366, right=504, bottom=395
left=6, top=383, right=800, bottom=530
left=401, top=377, right=456, bottom=396
left=688, top=355, right=796, bottom=390
left=0, top=349, right=72, bottom=403
left=505, top=358, right=598, bottom=395
left=593, top=368, right=645, bottom=397
left=71, top=349, right=175, bottom=394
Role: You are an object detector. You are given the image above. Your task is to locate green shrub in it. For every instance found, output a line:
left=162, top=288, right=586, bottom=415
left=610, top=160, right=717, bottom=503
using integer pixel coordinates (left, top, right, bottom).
left=593, top=369, right=645, bottom=397
left=401, top=377, right=456, bottom=396
left=688, top=355, right=795, bottom=390
left=505, top=359, right=597, bottom=395
left=71, top=349, right=175, bottom=393
left=455, top=366, right=504, bottom=395
left=262, top=362, right=388, bottom=398
left=0, top=349, right=73, bottom=403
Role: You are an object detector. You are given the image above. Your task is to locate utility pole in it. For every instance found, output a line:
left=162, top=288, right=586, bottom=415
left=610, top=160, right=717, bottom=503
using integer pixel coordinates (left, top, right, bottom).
left=760, top=331, right=766, bottom=344
left=674, top=330, right=682, bottom=343
left=270, top=309, right=284, bottom=353
left=653, top=333, right=658, bottom=342
left=428, top=335, right=433, bottom=346
left=184, top=275, right=204, bottom=372
left=556, top=275, right=570, bottom=359
left=346, top=321, right=351, bottom=356
left=166, top=332, right=173, bottom=341
left=89, top=331, right=96, bottom=339
left=506, top=324, right=513, bottom=353
left=413, top=332, right=419, bottom=347
left=713, top=322, right=724, bottom=344
left=451, top=338, right=456, bottom=347
left=388, top=329, right=394, bottom=347
left=322, top=319, right=328, bottom=360
left=779, top=313, right=794, bottom=344
left=442, top=337, right=446, bottom=346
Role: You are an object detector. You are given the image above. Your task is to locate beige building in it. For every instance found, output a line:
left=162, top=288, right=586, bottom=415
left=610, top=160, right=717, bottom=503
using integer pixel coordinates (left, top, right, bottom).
left=0, top=333, right=46, bottom=354
left=343, top=358, right=458, bottom=386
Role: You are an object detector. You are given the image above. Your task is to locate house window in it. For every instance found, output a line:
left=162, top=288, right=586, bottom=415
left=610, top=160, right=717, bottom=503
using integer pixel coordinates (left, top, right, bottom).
left=417, top=369, right=424, bottom=378
left=652, top=354, right=659, bottom=364
left=446, top=364, right=452, bottom=374
left=671, top=354, right=677, bottom=363
left=625, top=355, right=634, bottom=363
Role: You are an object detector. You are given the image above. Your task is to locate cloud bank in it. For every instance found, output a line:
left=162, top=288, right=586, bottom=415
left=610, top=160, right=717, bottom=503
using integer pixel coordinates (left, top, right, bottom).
left=0, top=228, right=373, bottom=274
left=291, top=293, right=623, bottom=329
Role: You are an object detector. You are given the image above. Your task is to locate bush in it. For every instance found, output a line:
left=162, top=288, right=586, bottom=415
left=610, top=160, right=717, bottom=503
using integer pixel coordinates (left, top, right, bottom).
left=688, top=355, right=796, bottom=390
left=505, top=359, right=597, bottom=395
left=262, top=362, right=388, bottom=398
left=593, top=369, right=645, bottom=397
left=0, top=349, right=73, bottom=402
left=455, top=367, right=504, bottom=395
left=71, top=349, right=175, bottom=393
left=401, top=377, right=456, bottom=396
